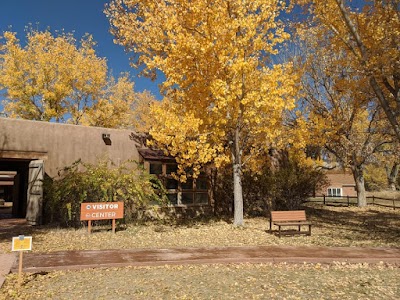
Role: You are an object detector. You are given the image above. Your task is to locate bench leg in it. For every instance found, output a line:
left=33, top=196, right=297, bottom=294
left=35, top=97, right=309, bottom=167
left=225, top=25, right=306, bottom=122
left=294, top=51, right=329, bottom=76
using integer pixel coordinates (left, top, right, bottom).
left=308, top=225, right=312, bottom=236
left=278, top=225, right=281, bottom=238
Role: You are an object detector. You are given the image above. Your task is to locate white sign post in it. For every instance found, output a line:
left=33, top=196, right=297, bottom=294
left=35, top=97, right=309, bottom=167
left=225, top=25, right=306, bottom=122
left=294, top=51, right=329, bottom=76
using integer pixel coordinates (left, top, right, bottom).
left=11, top=235, right=32, bottom=285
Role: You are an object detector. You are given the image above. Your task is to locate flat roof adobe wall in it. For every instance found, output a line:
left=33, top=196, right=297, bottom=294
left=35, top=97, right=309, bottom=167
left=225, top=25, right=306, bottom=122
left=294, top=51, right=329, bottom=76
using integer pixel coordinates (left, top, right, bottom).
left=0, top=117, right=139, bottom=177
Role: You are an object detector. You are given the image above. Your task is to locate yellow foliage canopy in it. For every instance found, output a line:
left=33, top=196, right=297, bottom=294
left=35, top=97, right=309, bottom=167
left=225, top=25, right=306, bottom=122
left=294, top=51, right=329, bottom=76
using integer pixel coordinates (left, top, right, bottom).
left=296, top=0, right=400, bottom=140
left=107, top=0, right=299, bottom=174
left=107, top=0, right=300, bottom=225
left=0, top=28, right=151, bottom=129
left=0, top=30, right=106, bottom=122
left=295, top=26, right=391, bottom=206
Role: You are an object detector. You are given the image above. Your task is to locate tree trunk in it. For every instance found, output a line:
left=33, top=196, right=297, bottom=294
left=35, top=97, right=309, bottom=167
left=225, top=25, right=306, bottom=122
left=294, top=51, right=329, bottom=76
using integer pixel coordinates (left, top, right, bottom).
left=353, top=166, right=367, bottom=207
left=232, top=126, right=244, bottom=226
left=233, top=162, right=244, bottom=226
left=386, top=163, right=399, bottom=191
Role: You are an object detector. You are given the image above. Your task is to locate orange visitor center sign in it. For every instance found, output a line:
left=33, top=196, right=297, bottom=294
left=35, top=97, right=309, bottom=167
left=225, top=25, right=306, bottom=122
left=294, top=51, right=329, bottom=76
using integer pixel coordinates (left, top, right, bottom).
left=80, top=202, right=124, bottom=221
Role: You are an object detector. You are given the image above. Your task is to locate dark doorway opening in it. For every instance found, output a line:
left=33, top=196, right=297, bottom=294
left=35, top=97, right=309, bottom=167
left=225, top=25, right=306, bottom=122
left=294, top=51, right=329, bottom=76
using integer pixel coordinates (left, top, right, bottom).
left=0, top=159, right=30, bottom=219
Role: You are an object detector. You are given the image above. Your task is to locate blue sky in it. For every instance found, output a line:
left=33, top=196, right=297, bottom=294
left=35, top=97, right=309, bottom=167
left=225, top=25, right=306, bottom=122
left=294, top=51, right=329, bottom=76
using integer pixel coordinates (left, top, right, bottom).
left=0, top=0, right=162, bottom=99
left=0, top=0, right=369, bottom=105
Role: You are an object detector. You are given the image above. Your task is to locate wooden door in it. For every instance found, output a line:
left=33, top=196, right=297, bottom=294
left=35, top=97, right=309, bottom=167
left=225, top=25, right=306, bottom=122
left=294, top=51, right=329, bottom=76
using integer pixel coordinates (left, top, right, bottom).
left=26, top=160, right=44, bottom=225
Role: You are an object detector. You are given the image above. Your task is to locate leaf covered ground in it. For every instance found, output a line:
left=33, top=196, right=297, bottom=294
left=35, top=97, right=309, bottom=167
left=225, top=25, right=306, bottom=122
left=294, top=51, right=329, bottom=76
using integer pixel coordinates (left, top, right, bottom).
left=1, top=263, right=399, bottom=300
left=1, top=204, right=399, bottom=253
left=1, top=204, right=399, bottom=299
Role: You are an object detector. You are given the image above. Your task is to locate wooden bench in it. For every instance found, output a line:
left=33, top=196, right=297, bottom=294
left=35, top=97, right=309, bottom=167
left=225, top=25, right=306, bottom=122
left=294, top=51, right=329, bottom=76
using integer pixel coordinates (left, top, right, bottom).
left=270, top=210, right=311, bottom=238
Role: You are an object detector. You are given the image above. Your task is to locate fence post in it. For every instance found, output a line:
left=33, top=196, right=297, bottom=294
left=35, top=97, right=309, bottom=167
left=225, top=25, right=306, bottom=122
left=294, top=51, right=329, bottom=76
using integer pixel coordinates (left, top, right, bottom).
left=347, top=195, right=350, bottom=207
left=372, top=195, right=375, bottom=205
left=323, top=195, right=326, bottom=205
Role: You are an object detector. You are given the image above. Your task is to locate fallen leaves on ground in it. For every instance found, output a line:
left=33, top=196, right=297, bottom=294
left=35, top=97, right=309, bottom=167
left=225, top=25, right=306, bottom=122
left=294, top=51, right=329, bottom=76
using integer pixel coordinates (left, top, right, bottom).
left=1, top=204, right=399, bottom=299
left=0, top=204, right=399, bottom=253
left=1, top=262, right=399, bottom=300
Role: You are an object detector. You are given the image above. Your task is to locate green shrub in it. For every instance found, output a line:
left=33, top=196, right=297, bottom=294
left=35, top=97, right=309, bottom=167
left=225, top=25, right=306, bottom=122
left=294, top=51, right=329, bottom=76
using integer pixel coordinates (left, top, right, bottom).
left=43, top=159, right=166, bottom=226
left=247, top=159, right=328, bottom=211
left=213, top=157, right=328, bottom=216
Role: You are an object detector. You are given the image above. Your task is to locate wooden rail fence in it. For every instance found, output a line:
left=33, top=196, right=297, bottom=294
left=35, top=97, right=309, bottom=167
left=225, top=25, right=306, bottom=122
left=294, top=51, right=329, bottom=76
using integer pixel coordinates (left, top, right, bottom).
left=306, top=195, right=399, bottom=210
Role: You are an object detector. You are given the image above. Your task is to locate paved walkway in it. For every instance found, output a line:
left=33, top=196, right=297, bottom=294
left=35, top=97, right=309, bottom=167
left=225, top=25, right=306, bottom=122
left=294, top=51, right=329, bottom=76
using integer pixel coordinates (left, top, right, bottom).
left=0, top=218, right=24, bottom=288
left=2, top=245, right=400, bottom=274
left=0, top=253, right=16, bottom=287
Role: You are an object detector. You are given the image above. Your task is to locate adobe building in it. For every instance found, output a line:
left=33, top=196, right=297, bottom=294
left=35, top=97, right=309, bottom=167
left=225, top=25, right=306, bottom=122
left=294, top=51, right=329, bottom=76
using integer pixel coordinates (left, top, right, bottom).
left=0, top=117, right=140, bottom=224
left=0, top=117, right=213, bottom=225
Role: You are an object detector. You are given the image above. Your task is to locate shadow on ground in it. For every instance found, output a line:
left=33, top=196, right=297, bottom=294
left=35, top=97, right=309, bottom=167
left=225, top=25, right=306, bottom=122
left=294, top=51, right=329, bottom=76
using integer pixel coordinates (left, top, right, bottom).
left=0, top=218, right=62, bottom=246
left=304, top=204, right=400, bottom=244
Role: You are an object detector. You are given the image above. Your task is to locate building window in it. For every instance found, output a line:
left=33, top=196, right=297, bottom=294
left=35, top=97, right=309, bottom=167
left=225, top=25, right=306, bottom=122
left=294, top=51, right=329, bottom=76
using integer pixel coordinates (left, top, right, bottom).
left=166, top=178, right=178, bottom=190
left=327, top=188, right=342, bottom=197
left=149, top=163, right=163, bottom=175
left=166, top=193, right=178, bottom=205
left=166, top=163, right=177, bottom=174
left=195, top=192, right=208, bottom=204
left=148, top=161, right=209, bottom=206
left=181, top=178, right=193, bottom=190
left=196, top=177, right=207, bottom=190
left=181, top=192, right=194, bottom=205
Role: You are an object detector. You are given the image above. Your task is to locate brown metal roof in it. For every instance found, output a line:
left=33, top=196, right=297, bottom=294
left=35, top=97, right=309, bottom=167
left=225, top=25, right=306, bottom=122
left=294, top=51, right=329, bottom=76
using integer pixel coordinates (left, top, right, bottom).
left=137, top=148, right=175, bottom=162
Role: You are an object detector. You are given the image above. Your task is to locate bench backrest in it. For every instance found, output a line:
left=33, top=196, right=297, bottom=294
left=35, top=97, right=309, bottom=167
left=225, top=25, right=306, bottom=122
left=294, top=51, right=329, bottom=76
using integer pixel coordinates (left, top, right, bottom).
left=271, top=210, right=307, bottom=222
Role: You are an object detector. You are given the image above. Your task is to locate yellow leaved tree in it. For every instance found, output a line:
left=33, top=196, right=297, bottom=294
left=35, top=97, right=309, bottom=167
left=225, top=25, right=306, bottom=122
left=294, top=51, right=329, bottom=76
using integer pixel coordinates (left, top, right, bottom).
left=294, top=27, right=394, bottom=206
left=296, top=0, right=400, bottom=141
left=106, top=0, right=298, bottom=225
left=80, top=73, right=157, bottom=129
left=0, top=29, right=105, bottom=122
left=0, top=28, right=146, bottom=128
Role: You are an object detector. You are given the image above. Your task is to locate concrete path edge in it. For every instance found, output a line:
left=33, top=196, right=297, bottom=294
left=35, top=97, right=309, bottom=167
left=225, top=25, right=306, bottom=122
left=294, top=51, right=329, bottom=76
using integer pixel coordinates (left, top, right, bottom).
left=0, top=253, right=16, bottom=288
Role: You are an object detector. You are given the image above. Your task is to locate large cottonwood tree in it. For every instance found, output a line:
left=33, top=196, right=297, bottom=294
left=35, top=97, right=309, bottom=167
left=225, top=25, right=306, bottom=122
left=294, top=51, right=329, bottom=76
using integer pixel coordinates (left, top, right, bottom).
left=297, top=0, right=400, bottom=141
left=295, top=28, right=394, bottom=206
left=0, top=29, right=146, bottom=128
left=106, top=0, right=298, bottom=225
